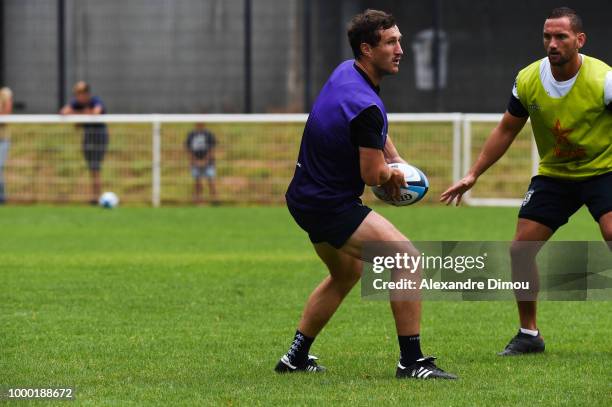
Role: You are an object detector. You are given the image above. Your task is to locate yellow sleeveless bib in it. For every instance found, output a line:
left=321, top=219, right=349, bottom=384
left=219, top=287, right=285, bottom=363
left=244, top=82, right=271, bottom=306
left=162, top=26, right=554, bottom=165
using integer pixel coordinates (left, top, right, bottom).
left=516, top=55, right=612, bottom=179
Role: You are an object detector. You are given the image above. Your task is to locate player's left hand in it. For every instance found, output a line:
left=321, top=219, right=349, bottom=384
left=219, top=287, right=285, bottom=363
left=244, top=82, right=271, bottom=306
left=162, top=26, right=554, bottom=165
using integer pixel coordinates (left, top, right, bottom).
left=440, top=174, right=477, bottom=206
left=382, top=168, right=406, bottom=200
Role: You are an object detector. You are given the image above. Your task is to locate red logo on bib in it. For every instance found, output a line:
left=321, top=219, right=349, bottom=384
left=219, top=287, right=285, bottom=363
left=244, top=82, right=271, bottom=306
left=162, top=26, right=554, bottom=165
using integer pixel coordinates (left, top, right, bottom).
left=550, top=119, right=586, bottom=158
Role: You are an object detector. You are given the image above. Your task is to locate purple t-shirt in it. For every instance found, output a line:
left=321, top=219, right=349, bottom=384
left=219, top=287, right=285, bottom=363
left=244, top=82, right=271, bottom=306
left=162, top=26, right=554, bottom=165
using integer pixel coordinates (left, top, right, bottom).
left=286, top=60, right=388, bottom=213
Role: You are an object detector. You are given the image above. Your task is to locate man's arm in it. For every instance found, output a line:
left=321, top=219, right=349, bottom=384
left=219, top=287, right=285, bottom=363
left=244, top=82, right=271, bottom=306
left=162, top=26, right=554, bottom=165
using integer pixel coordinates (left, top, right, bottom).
left=89, top=104, right=104, bottom=115
left=440, top=111, right=528, bottom=205
left=0, top=97, right=13, bottom=115
left=359, top=147, right=404, bottom=199
left=350, top=106, right=405, bottom=198
left=59, top=104, right=74, bottom=114
left=79, top=101, right=104, bottom=115
left=360, top=148, right=391, bottom=186
left=85, top=96, right=105, bottom=115
left=61, top=98, right=104, bottom=115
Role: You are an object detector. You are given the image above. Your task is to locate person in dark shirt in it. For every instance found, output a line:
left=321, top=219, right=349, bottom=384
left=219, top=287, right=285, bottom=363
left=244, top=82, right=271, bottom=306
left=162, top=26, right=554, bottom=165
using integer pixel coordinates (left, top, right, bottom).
left=276, top=10, right=456, bottom=379
left=60, top=81, right=108, bottom=204
left=185, top=122, right=217, bottom=204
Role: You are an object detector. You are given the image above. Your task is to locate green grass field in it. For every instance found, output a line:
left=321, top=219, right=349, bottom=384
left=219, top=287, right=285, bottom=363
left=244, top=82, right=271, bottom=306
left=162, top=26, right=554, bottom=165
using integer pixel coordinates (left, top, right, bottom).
left=1, top=206, right=610, bottom=406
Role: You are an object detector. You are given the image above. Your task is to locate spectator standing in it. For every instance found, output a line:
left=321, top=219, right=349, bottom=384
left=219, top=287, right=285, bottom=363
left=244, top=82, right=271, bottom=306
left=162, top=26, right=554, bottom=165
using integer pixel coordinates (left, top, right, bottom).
left=0, top=87, right=14, bottom=204
left=60, top=81, right=109, bottom=204
left=185, top=122, right=217, bottom=204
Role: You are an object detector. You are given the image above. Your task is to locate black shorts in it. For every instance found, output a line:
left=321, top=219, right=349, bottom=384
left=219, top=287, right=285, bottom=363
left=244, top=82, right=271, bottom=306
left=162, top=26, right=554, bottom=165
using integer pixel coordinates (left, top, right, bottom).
left=83, top=127, right=108, bottom=171
left=518, top=172, right=612, bottom=231
left=288, top=203, right=372, bottom=249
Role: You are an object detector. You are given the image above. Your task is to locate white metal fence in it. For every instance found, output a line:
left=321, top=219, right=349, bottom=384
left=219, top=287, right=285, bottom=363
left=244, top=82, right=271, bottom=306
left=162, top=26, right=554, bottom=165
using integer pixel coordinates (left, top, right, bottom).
left=0, top=114, right=535, bottom=206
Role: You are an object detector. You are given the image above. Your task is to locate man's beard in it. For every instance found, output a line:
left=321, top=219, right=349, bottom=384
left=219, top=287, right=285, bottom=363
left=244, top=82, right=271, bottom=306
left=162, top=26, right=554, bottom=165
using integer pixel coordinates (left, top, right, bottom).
left=548, top=53, right=571, bottom=67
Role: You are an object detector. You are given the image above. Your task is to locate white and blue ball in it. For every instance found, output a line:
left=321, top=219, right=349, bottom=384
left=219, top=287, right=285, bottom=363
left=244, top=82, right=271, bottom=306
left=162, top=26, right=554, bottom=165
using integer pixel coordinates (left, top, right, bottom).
left=371, top=163, right=429, bottom=206
left=98, top=191, right=120, bottom=209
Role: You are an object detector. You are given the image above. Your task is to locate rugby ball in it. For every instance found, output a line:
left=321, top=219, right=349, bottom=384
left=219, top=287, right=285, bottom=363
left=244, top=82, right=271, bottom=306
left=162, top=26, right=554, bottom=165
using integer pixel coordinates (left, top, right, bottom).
left=371, top=163, right=429, bottom=206
left=98, top=191, right=119, bottom=209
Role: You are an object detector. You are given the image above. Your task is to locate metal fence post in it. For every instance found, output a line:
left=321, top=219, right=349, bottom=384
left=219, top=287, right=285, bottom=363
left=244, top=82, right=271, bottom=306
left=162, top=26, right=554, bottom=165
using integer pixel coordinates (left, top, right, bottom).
left=461, top=116, right=472, bottom=202
left=152, top=118, right=161, bottom=207
left=452, top=114, right=462, bottom=183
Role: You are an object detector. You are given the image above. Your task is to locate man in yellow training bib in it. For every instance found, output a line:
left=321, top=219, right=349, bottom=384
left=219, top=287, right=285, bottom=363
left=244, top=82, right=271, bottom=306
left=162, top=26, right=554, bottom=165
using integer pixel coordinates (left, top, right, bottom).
left=440, top=7, right=611, bottom=356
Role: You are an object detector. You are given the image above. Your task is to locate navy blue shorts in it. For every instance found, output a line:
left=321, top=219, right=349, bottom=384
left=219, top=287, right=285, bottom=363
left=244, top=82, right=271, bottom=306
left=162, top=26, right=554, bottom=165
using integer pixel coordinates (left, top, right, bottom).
left=287, top=203, right=372, bottom=249
left=518, top=172, right=612, bottom=231
left=83, top=127, right=108, bottom=171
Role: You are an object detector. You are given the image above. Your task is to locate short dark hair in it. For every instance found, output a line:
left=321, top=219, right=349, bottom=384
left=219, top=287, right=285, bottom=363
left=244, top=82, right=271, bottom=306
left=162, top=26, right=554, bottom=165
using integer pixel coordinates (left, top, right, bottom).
left=547, top=7, right=583, bottom=33
left=347, top=9, right=396, bottom=59
left=73, top=80, right=90, bottom=94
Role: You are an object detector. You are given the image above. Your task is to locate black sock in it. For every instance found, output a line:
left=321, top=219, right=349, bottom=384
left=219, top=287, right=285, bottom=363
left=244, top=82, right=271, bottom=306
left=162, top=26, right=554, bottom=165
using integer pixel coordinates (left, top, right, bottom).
left=398, top=334, right=423, bottom=366
left=286, top=330, right=315, bottom=366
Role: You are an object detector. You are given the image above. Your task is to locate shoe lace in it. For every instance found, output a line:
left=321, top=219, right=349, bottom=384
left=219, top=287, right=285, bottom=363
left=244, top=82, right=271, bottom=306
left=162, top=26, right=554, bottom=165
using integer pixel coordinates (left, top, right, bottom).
left=303, top=354, right=320, bottom=370
left=306, top=359, right=319, bottom=368
left=505, top=335, right=523, bottom=350
left=417, top=356, right=441, bottom=372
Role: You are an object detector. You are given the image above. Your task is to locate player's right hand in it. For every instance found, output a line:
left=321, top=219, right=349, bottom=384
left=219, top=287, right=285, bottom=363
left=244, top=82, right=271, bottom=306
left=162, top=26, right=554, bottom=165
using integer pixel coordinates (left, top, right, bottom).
left=439, top=174, right=477, bottom=206
left=382, top=168, right=406, bottom=201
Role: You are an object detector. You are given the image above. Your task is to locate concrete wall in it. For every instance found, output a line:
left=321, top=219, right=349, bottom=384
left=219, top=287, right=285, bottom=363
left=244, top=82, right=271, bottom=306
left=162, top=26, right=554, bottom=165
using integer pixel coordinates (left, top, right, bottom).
left=4, top=0, right=58, bottom=112
left=4, top=0, right=303, bottom=113
left=3, top=0, right=611, bottom=113
left=64, top=0, right=246, bottom=113
left=355, top=0, right=612, bottom=112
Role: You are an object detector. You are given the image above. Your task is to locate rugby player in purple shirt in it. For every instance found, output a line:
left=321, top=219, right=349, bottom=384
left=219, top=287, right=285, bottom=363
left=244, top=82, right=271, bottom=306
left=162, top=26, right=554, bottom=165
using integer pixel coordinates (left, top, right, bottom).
left=276, top=9, right=456, bottom=379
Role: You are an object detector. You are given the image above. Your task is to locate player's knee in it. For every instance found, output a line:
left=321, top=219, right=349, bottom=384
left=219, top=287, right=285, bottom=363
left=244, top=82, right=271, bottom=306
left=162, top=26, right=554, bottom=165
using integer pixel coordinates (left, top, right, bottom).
left=345, top=266, right=362, bottom=286
left=509, top=242, right=521, bottom=259
left=509, top=240, right=538, bottom=261
left=330, top=265, right=361, bottom=293
left=330, top=275, right=360, bottom=296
